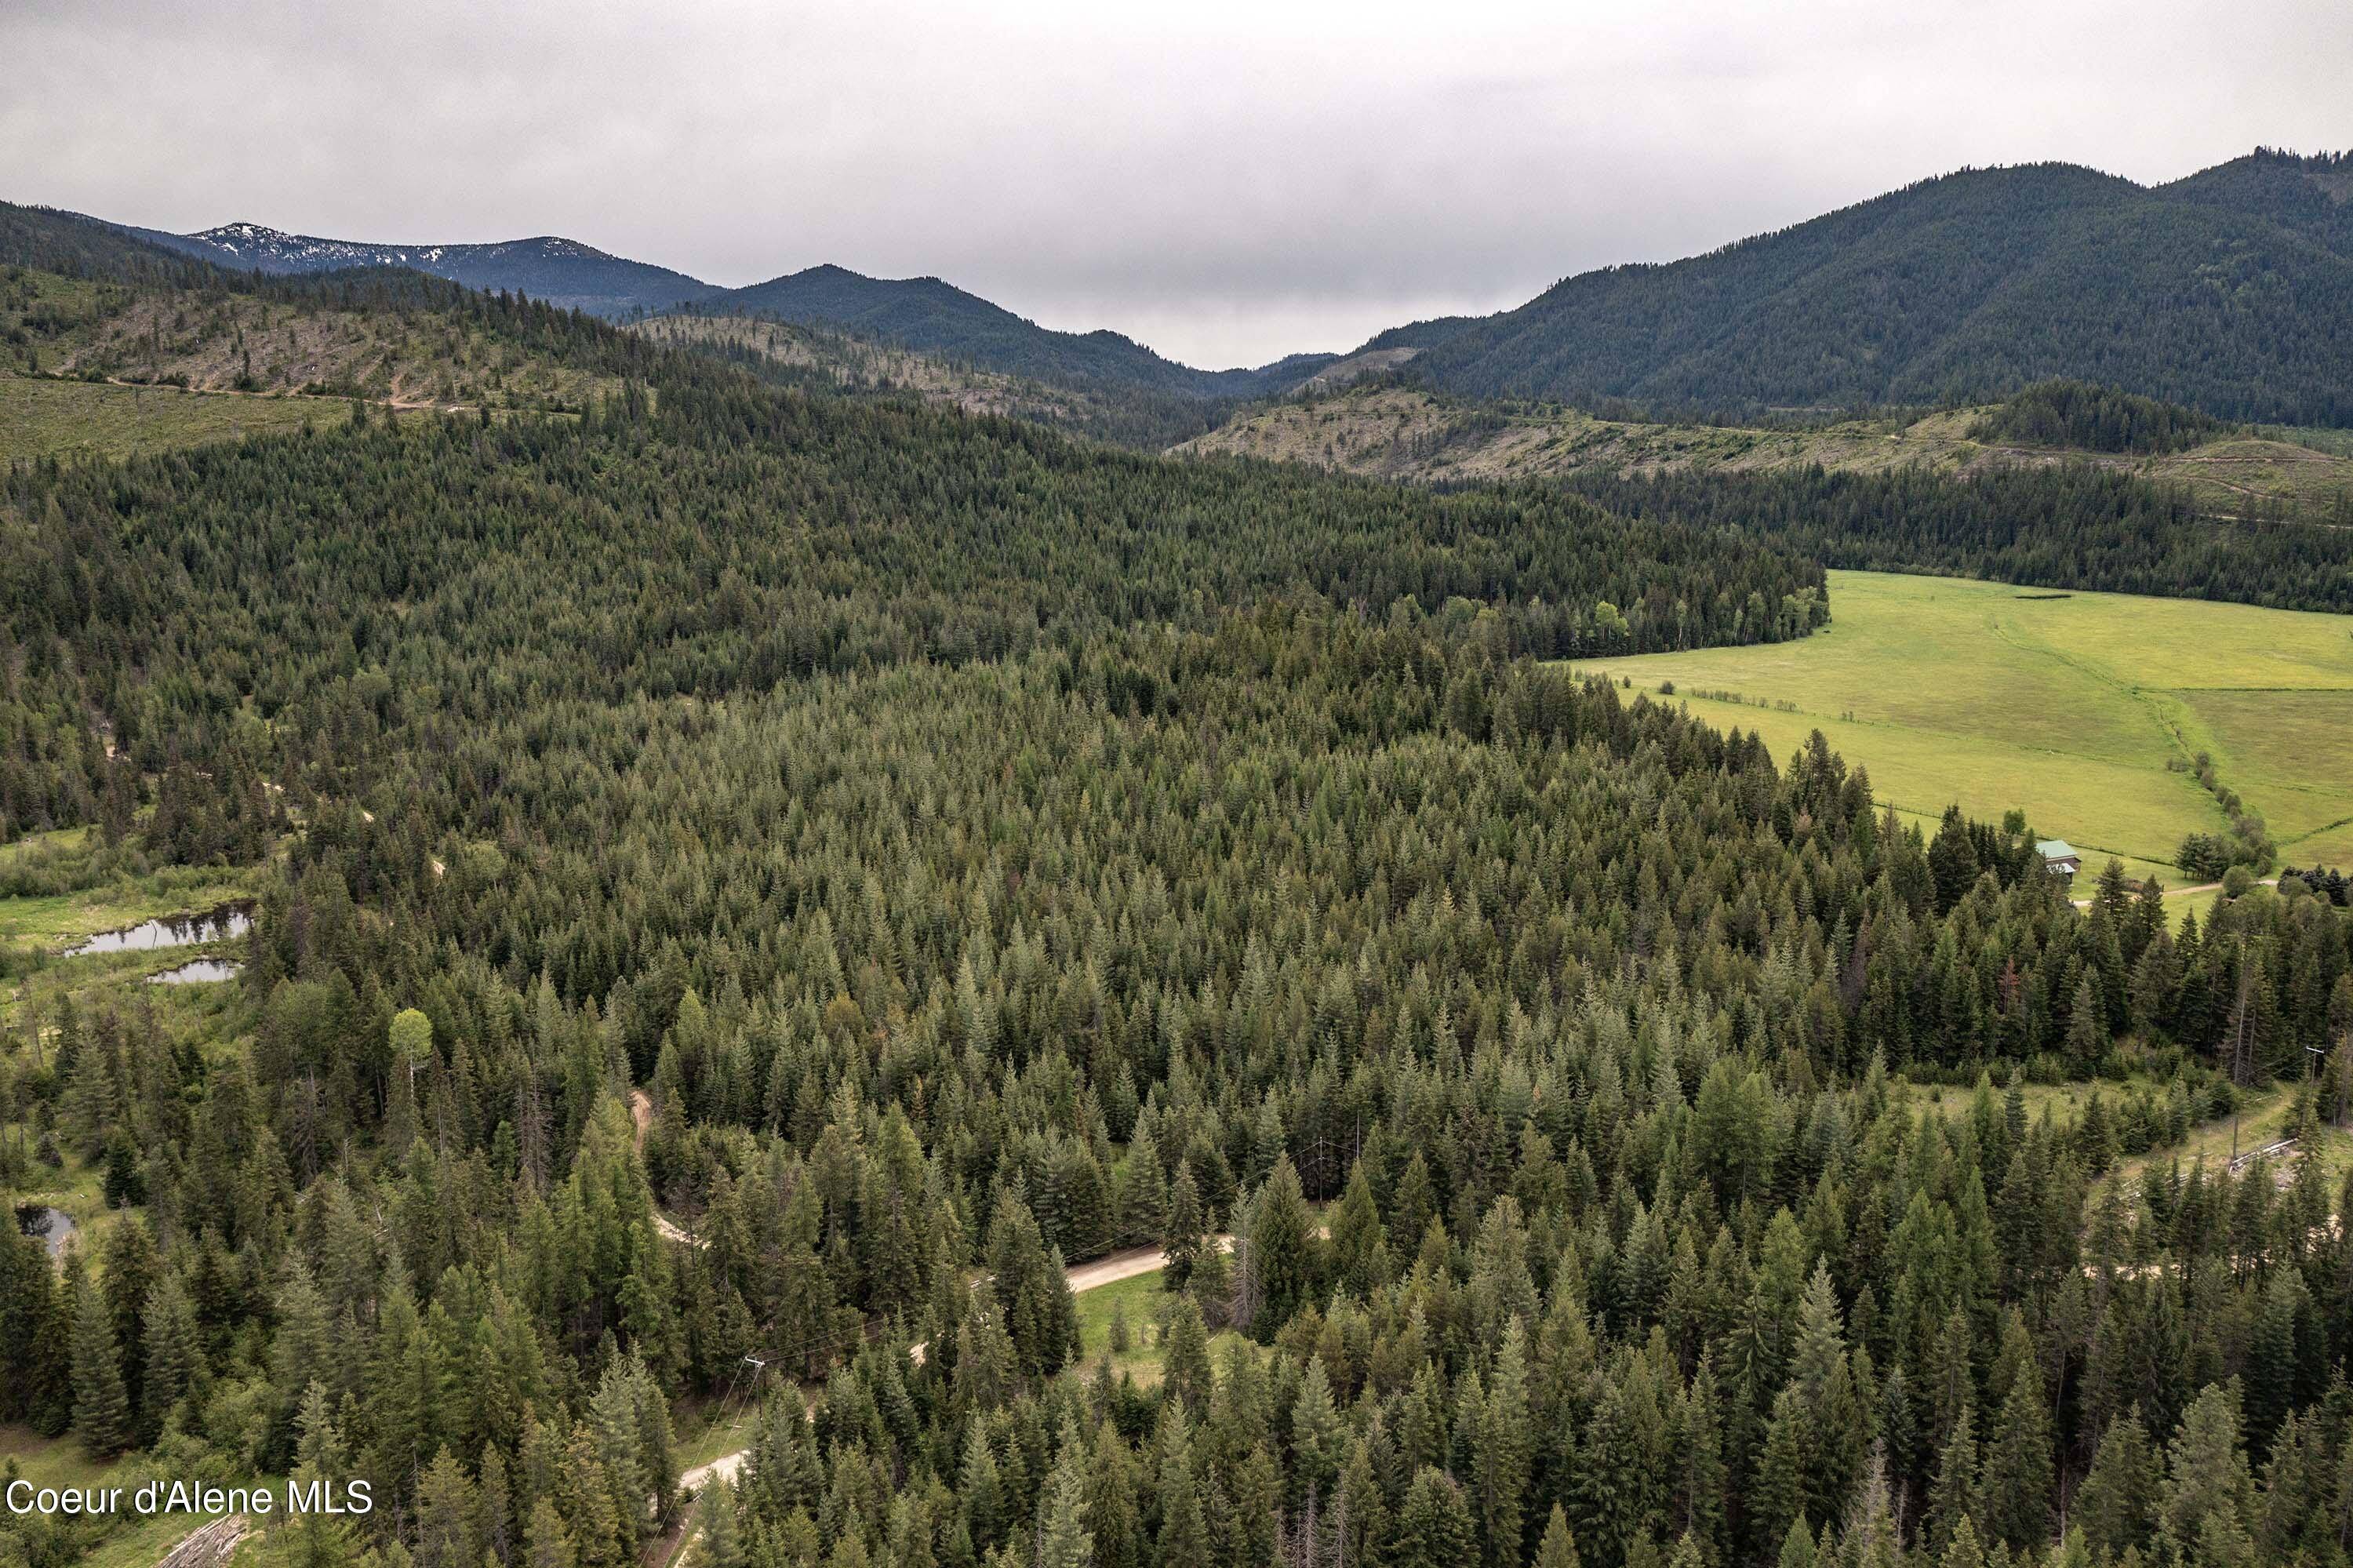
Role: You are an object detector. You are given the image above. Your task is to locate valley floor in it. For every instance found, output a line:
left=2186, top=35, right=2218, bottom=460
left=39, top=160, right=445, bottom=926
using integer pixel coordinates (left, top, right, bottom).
left=1584, top=569, right=2353, bottom=893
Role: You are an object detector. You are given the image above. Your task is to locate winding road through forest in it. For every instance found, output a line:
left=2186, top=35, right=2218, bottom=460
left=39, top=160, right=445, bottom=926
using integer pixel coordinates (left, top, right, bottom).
left=629, top=1086, right=1226, bottom=1501
left=675, top=1238, right=1219, bottom=1497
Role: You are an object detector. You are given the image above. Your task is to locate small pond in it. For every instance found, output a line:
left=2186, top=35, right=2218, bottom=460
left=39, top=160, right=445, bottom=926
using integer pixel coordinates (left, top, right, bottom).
left=63, top=901, right=252, bottom=957
left=147, top=959, right=245, bottom=985
left=15, top=1204, right=73, bottom=1259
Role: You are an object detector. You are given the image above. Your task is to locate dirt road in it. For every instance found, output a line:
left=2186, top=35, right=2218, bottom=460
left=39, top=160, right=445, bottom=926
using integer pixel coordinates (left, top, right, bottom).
left=1064, top=1240, right=1221, bottom=1293
left=2071, top=876, right=2273, bottom=910
left=629, top=1090, right=701, bottom=1246
left=677, top=1235, right=1233, bottom=1497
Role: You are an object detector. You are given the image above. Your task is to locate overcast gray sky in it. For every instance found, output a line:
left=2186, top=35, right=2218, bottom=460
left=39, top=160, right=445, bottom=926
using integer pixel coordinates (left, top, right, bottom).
left=8, top=0, right=2351, bottom=367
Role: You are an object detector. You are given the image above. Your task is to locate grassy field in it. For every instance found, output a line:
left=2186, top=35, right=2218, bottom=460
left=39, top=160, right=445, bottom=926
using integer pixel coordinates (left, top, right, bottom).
left=0, top=376, right=354, bottom=464
left=1585, top=571, right=2353, bottom=893
left=1074, top=1268, right=1184, bottom=1384
left=0, top=1428, right=264, bottom=1568
left=2112, top=1083, right=2353, bottom=1188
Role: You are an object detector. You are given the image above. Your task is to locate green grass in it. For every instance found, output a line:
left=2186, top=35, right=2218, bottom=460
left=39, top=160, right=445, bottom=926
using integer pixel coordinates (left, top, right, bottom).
left=674, top=1405, right=761, bottom=1471
left=2166, top=689, right=2353, bottom=864
left=0, top=882, right=253, bottom=947
left=1900, top=1077, right=2108, bottom=1127
left=0, top=1426, right=117, bottom=1492
left=0, top=879, right=251, bottom=950
left=2151, top=437, right=2353, bottom=518
left=0, top=375, right=358, bottom=464
left=0, top=826, right=95, bottom=871
left=1074, top=1268, right=1177, bottom=1384
left=0, top=824, right=257, bottom=951
left=2165, top=882, right=2228, bottom=931
left=1588, top=570, right=2353, bottom=903
left=1070, top=1266, right=1254, bottom=1388
left=0, top=1428, right=273, bottom=1568
left=2113, top=1082, right=2353, bottom=1188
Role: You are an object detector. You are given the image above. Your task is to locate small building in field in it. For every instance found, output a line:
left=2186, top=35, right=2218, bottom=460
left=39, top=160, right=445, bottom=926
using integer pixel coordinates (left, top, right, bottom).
left=2036, top=839, right=2082, bottom=885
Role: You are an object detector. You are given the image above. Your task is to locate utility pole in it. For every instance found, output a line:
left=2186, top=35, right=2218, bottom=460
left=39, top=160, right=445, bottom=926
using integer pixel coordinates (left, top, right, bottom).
left=2230, top=935, right=2253, bottom=1166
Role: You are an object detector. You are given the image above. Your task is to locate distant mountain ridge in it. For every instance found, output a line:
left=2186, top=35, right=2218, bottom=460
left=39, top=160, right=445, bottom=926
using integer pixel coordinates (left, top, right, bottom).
left=1390, top=150, right=2353, bottom=426
left=700, top=263, right=1333, bottom=399
left=44, top=145, right=2353, bottom=430
left=103, top=218, right=724, bottom=317
left=69, top=213, right=1334, bottom=402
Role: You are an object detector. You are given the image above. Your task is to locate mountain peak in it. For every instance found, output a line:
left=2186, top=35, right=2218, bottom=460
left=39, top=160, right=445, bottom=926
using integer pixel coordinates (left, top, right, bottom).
left=121, top=220, right=721, bottom=316
left=191, top=221, right=293, bottom=247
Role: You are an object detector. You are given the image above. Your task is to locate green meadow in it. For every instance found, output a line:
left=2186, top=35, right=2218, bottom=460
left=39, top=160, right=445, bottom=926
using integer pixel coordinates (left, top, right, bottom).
left=0, top=376, right=341, bottom=463
left=0, top=376, right=449, bottom=464
left=1588, top=570, right=2353, bottom=890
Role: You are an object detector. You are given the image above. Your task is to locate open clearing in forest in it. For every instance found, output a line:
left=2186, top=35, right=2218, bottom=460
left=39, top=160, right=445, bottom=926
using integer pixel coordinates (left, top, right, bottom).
left=1587, top=570, right=2353, bottom=896
left=0, top=1428, right=266, bottom=1568
left=1180, top=387, right=2353, bottom=519
left=0, top=375, right=391, bottom=464
left=1897, top=1076, right=2353, bottom=1191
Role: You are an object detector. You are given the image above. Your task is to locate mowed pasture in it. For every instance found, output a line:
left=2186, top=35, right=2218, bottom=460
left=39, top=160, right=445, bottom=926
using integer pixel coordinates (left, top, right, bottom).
left=1588, top=571, right=2353, bottom=889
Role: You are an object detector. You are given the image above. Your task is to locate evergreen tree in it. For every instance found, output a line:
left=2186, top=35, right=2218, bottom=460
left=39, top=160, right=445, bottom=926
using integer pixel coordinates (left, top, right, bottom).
left=1395, top=1468, right=1476, bottom=1568
left=1244, top=1156, right=1316, bottom=1339
left=1164, top=1166, right=1205, bottom=1290
left=2161, top=1383, right=2258, bottom=1565
left=1477, top=1319, right=1533, bottom=1568
left=1164, top=1297, right=1214, bottom=1415
left=1979, top=1365, right=2052, bottom=1549
left=1925, top=1404, right=1979, bottom=1559
left=68, top=1261, right=130, bottom=1458
left=1156, top=1429, right=1211, bottom=1568
left=1289, top=1355, right=1348, bottom=1502
left=698, top=1477, right=746, bottom=1568
left=1534, top=1506, right=1584, bottom=1568
left=2073, top=1410, right=2162, bottom=1562
left=140, top=1270, right=202, bottom=1437
left=1036, top=1422, right=1095, bottom=1568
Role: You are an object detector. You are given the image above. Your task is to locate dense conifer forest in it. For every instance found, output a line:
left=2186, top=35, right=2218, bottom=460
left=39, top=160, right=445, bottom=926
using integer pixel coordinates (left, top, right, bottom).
left=2, top=228, right=2352, bottom=1568
left=0, top=373, right=1827, bottom=841
left=1389, top=153, right=2353, bottom=427
left=1562, top=464, right=2353, bottom=615
left=1965, top=384, right=2231, bottom=457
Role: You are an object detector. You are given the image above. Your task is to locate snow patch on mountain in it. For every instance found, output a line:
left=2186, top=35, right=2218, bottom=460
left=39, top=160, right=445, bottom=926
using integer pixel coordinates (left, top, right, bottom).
left=184, top=225, right=627, bottom=272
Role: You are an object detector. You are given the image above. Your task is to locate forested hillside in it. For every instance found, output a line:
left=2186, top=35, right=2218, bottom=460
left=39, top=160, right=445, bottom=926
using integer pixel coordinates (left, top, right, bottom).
left=1, top=264, right=616, bottom=417
left=0, top=202, right=720, bottom=462
left=9, top=204, right=1329, bottom=449
left=633, top=310, right=1252, bottom=448
left=1562, top=464, right=2353, bottom=614
left=1391, top=152, right=2353, bottom=425
left=1964, top=382, right=2231, bottom=455
left=697, top=265, right=1333, bottom=402
left=1180, top=384, right=2353, bottom=595
left=0, top=355, right=1825, bottom=842
left=2, top=203, right=2351, bottom=1568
